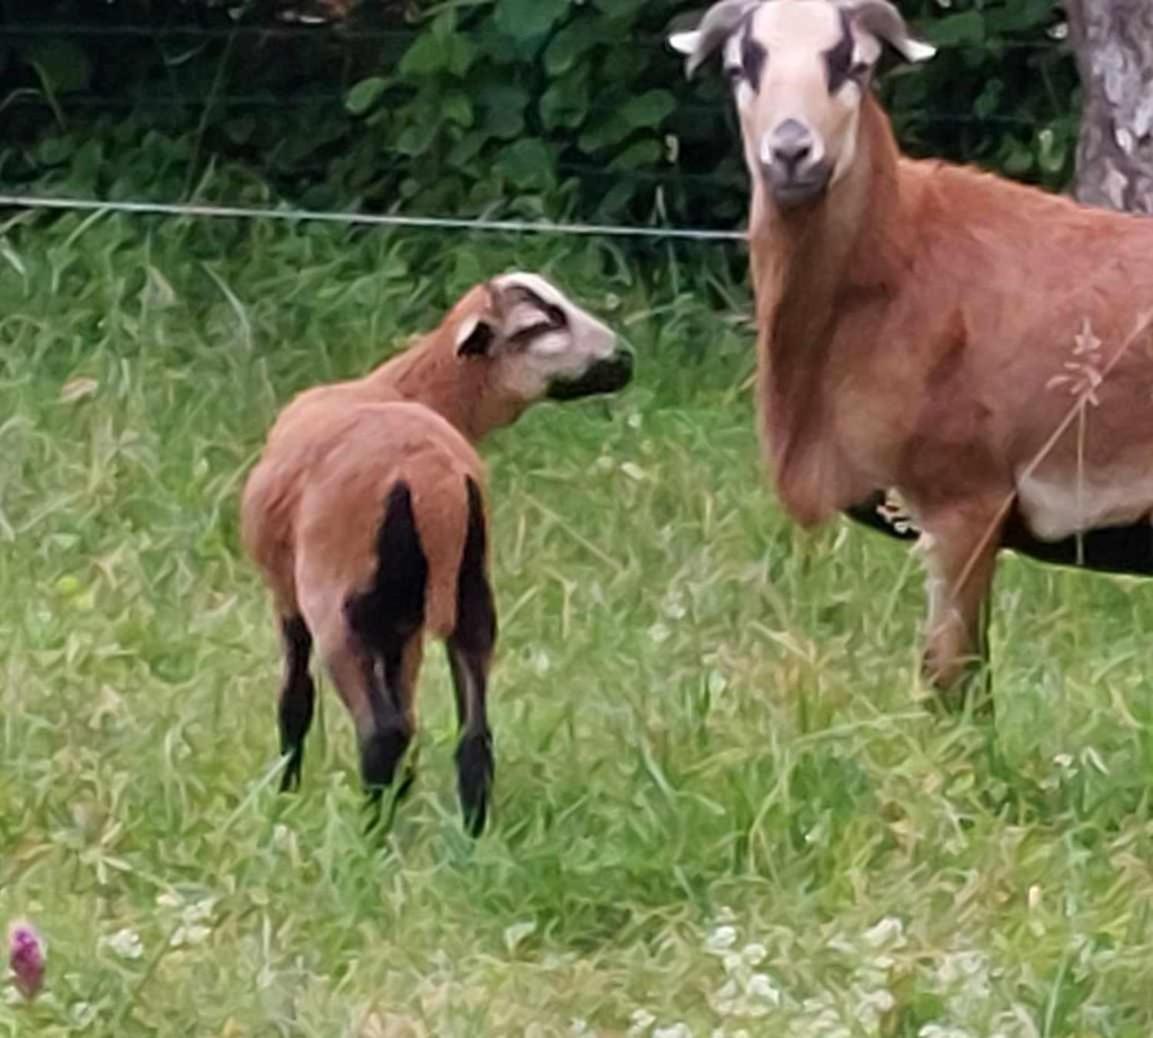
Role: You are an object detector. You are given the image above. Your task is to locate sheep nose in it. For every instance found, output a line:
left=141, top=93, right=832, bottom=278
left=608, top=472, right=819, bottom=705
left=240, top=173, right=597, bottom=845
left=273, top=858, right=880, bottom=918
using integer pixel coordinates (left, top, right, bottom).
left=767, top=119, right=814, bottom=174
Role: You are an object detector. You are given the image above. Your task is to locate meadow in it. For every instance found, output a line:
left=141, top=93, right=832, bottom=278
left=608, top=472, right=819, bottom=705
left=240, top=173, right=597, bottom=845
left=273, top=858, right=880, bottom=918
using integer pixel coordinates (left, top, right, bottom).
left=3, top=211, right=1153, bottom=1037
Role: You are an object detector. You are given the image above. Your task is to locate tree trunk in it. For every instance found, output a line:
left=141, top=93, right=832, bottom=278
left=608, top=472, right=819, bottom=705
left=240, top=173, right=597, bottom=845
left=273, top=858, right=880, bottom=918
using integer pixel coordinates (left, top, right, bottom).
left=1065, top=0, right=1153, bottom=213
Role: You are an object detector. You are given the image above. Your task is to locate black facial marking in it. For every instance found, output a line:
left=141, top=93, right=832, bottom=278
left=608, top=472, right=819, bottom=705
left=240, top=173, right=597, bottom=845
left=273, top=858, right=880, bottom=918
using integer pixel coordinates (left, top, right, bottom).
left=824, top=10, right=857, bottom=93
left=547, top=349, right=635, bottom=402
left=509, top=322, right=556, bottom=346
left=506, top=285, right=567, bottom=328
left=741, top=33, right=767, bottom=92
left=504, top=284, right=568, bottom=347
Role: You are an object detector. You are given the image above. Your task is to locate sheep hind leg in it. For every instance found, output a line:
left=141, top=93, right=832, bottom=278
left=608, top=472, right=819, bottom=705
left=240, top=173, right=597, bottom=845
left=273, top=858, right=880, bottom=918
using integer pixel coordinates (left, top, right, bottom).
left=345, top=480, right=428, bottom=832
left=447, top=477, right=497, bottom=837
left=918, top=512, right=1002, bottom=719
left=321, top=635, right=414, bottom=834
left=278, top=614, right=316, bottom=793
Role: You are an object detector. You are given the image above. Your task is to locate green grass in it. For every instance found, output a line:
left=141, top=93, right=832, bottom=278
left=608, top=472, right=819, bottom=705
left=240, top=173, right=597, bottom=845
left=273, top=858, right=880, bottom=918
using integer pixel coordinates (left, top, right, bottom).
left=3, top=212, right=1153, bottom=1037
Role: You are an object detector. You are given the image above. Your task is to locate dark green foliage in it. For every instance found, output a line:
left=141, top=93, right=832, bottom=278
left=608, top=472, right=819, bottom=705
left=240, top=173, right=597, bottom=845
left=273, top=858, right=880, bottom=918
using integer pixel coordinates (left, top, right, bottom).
left=0, top=0, right=1078, bottom=227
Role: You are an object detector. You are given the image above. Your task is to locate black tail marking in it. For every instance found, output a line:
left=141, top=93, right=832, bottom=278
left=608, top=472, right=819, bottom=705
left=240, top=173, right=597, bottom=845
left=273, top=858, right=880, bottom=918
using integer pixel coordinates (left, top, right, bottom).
left=455, top=477, right=497, bottom=655
left=344, top=481, right=427, bottom=826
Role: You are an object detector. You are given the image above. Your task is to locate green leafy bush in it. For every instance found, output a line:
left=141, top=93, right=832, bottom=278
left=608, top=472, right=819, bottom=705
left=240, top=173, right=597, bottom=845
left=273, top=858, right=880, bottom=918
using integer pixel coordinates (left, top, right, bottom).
left=0, top=0, right=1078, bottom=228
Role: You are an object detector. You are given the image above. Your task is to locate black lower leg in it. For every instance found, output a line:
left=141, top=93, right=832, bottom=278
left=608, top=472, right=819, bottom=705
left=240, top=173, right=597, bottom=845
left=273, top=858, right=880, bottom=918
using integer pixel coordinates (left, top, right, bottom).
left=455, top=714, right=493, bottom=838
left=278, top=616, right=316, bottom=793
left=360, top=719, right=412, bottom=830
left=449, top=476, right=498, bottom=837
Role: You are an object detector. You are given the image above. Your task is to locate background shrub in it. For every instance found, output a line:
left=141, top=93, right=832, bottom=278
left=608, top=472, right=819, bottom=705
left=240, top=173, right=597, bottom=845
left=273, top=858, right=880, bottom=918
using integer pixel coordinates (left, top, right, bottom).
left=0, top=0, right=1078, bottom=227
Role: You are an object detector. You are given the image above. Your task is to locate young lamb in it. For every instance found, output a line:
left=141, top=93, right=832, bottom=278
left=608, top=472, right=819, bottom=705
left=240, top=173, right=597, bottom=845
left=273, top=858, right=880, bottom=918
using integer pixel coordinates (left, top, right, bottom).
left=240, top=273, right=633, bottom=834
left=673, top=0, right=1153, bottom=712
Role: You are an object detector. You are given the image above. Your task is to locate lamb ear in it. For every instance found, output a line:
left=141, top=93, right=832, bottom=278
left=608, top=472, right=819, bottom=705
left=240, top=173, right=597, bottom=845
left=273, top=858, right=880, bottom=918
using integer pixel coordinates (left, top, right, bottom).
left=839, top=0, right=936, bottom=63
left=667, top=0, right=760, bottom=78
left=455, top=314, right=495, bottom=357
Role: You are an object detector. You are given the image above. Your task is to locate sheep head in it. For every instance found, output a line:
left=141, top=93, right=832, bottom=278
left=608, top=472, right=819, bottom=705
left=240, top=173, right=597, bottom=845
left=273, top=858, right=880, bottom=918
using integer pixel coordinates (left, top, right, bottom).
left=450, top=273, right=634, bottom=407
left=670, top=0, right=935, bottom=208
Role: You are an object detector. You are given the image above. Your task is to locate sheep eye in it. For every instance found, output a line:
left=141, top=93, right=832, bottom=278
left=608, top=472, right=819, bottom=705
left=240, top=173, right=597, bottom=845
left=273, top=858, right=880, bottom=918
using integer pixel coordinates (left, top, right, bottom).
left=724, top=65, right=743, bottom=84
left=849, top=61, right=871, bottom=82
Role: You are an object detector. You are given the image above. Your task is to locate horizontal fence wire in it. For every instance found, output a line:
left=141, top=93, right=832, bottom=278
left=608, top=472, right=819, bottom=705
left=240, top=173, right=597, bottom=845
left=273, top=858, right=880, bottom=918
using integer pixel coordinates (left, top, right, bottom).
left=0, top=193, right=748, bottom=243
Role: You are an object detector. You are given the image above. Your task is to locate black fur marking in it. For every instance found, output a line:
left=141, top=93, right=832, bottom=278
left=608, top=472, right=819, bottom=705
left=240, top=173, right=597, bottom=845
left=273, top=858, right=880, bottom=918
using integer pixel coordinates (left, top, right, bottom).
left=1002, top=508, right=1153, bottom=577
left=448, top=476, right=497, bottom=836
left=505, top=285, right=568, bottom=330
left=345, top=481, right=427, bottom=822
left=824, top=10, right=856, bottom=92
left=844, top=491, right=920, bottom=542
left=278, top=615, right=316, bottom=793
left=547, top=350, right=634, bottom=402
left=846, top=490, right=1153, bottom=577
left=347, top=481, right=428, bottom=701
left=456, top=477, right=497, bottom=655
left=741, top=33, right=767, bottom=92
left=456, top=732, right=494, bottom=837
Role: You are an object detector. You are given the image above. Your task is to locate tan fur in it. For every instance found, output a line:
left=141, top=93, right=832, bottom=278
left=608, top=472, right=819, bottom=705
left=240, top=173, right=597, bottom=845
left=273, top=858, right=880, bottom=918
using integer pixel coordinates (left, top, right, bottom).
left=240, top=274, right=629, bottom=827
left=240, top=284, right=506, bottom=639
left=691, top=0, right=1153, bottom=704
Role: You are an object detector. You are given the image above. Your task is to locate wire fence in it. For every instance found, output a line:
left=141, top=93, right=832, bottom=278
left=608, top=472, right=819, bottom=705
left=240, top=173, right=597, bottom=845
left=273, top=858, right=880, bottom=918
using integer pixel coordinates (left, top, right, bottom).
left=0, top=14, right=1076, bottom=243
left=0, top=193, right=748, bottom=242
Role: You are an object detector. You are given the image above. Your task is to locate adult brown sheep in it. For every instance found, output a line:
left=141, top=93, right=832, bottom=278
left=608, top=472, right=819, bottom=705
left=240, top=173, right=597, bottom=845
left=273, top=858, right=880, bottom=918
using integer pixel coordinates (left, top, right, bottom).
left=672, top=0, right=1153, bottom=712
left=241, top=273, right=633, bottom=834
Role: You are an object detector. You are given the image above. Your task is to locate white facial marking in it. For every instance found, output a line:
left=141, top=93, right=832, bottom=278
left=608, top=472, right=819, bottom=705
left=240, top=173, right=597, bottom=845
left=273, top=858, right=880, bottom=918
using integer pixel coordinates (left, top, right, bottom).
left=489, top=272, right=621, bottom=401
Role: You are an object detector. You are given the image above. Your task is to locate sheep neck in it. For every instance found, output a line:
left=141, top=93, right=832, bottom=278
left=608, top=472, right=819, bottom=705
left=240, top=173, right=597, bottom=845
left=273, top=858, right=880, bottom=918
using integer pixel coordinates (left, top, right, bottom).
left=748, top=95, right=906, bottom=525
left=367, top=338, right=520, bottom=444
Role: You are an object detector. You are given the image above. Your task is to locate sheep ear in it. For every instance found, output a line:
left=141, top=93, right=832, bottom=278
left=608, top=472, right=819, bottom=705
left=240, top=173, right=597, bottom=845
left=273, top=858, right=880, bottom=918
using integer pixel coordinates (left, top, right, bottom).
left=839, top=0, right=936, bottom=63
left=668, top=0, right=760, bottom=78
left=455, top=314, right=495, bottom=357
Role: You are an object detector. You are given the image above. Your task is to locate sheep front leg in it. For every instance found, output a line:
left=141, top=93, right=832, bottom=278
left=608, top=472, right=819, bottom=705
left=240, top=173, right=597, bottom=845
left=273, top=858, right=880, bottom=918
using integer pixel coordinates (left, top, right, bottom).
left=917, top=509, right=1003, bottom=717
left=278, top=615, right=316, bottom=793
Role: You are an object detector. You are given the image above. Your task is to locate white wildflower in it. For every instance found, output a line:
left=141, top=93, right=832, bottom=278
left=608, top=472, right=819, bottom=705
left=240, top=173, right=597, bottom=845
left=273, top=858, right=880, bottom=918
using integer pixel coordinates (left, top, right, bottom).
left=741, top=942, right=767, bottom=966
left=662, top=590, right=687, bottom=621
left=654, top=1025, right=693, bottom=1038
left=100, top=928, right=144, bottom=960
left=746, top=973, right=782, bottom=1006
left=705, top=925, right=738, bottom=954
left=628, top=1009, right=656, bottom=1036
left=170, top=924, right=211, bottom=948
left=862, top=917, right=905, bottom=949
left=569, top=1020, right=592, bottom=1036
left=919, top=1026, right=972, bottom=1038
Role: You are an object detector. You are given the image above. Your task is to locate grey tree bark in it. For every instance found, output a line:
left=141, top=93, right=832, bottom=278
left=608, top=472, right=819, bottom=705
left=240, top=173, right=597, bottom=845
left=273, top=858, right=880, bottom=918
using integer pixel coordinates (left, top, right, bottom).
left=1065, top=0, right=1153, bottom=213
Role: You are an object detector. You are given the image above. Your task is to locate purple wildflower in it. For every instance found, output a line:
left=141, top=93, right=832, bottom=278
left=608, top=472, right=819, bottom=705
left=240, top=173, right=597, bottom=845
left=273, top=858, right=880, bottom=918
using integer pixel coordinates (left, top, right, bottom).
left=8, top=921, right=45, bottom=1001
